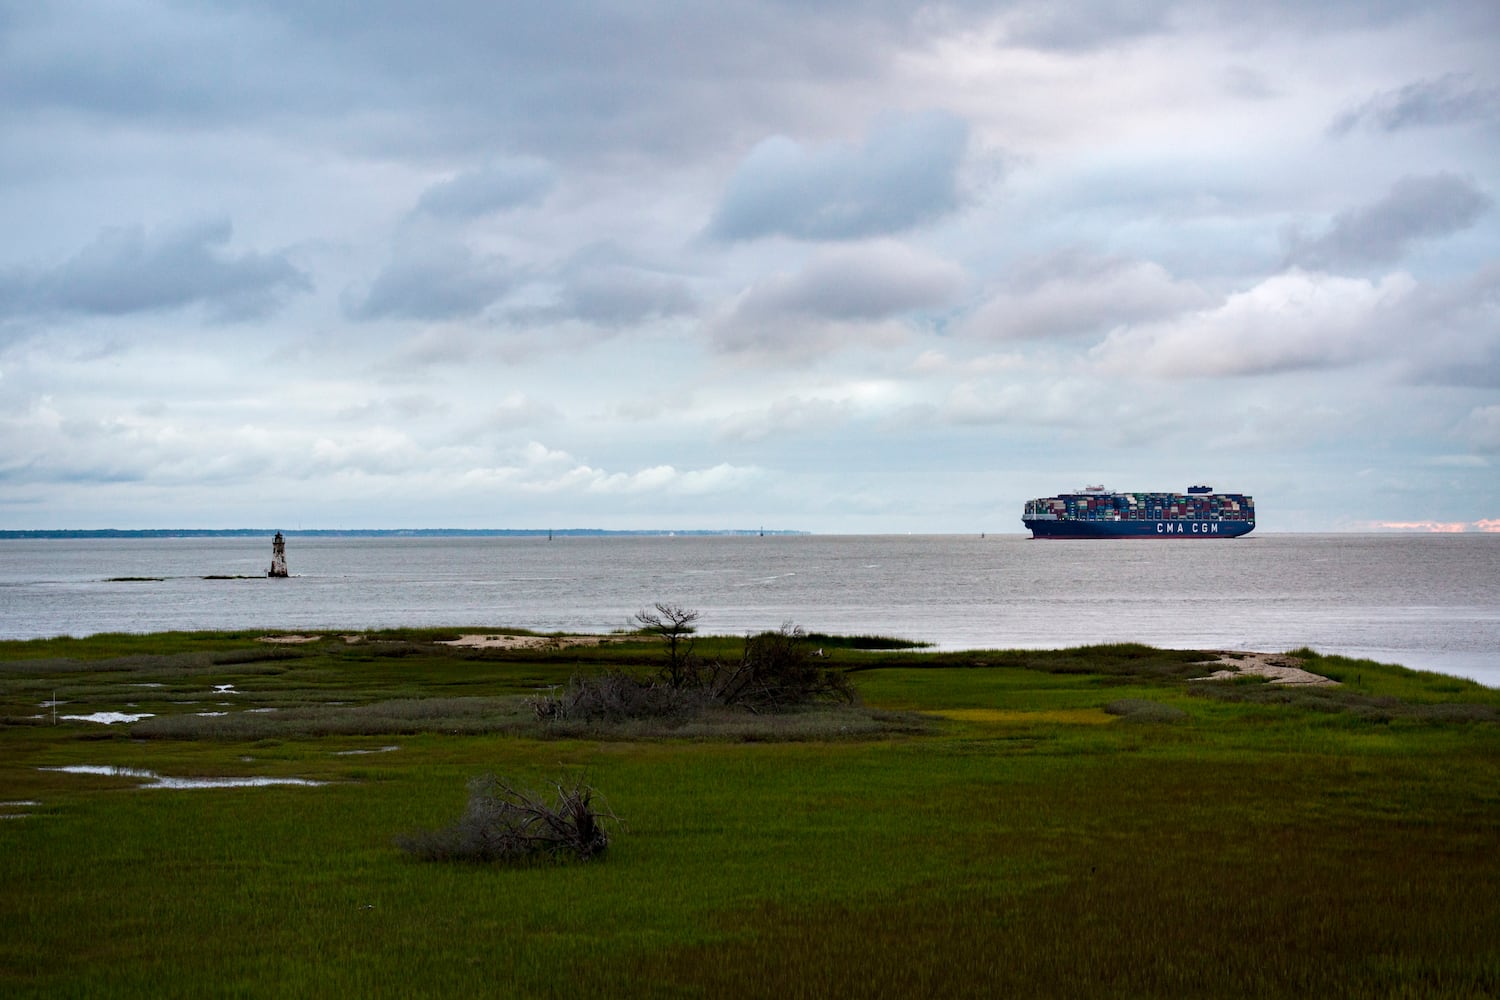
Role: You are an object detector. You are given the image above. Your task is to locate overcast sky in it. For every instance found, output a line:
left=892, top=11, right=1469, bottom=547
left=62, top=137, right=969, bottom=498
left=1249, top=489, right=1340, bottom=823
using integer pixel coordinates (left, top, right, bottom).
left=2, top=0, right=1498, bottom=532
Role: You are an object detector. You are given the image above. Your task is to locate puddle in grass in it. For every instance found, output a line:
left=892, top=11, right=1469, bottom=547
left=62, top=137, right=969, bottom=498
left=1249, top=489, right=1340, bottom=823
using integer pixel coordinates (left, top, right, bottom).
left=333, top=745, right=399, bottom=755
left=2, top=800, right=43, bottom=819
left=60, top=712, right=155, bottom=724
left=41, top=765, right=326, bottom=789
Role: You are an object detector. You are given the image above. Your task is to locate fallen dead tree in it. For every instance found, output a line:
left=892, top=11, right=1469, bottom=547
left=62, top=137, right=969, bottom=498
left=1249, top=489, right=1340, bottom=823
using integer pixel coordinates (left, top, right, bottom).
left=396, top=774, right=618, bottom=864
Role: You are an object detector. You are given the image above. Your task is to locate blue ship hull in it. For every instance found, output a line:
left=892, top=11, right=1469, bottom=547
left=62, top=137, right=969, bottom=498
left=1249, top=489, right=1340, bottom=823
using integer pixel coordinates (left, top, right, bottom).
left=1025, top=518, right=1254, bottom=539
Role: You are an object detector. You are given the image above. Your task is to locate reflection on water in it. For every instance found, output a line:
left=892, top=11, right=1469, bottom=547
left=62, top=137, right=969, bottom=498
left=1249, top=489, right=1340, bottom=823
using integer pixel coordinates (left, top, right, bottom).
left=59, top=712, right=154, bottom=724
left=1, top=800, right=43, bottom=819
left=41, top=765, right=325, bottom=789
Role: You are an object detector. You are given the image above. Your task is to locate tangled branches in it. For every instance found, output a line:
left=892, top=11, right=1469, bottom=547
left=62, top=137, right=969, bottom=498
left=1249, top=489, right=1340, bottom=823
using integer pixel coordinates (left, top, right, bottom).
left=706, top=623, right=854, bottom=711
left=528, top=670, right=705, bottom=722
left=532, top=618, right=855, bottom=727
left=396, top=774, right=618, bottom=864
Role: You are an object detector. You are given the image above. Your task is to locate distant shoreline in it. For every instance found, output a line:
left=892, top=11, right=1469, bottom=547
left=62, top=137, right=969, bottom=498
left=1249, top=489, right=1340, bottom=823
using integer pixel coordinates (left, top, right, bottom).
left=0, top=528, right=809, bottom=539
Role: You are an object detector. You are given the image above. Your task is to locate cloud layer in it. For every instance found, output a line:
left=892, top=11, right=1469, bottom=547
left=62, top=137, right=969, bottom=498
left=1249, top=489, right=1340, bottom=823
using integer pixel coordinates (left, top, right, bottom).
left=1, top=0, right=1497, bottom=532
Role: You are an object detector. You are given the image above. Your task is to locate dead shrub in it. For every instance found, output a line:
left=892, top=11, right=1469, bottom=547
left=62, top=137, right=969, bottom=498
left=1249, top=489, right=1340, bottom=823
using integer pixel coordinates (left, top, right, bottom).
left=396, top=774, right=618, bottom=865
left=528, top=670, right=704, bottom=722
left=707, top=624, right=855, bottom=711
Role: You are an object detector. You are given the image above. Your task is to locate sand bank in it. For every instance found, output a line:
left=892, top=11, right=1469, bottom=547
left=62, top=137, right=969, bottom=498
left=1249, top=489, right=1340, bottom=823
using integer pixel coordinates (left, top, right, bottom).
left=435, top=633, right=622, bottom=650
left=1194, top=652, right=1337, bottom=686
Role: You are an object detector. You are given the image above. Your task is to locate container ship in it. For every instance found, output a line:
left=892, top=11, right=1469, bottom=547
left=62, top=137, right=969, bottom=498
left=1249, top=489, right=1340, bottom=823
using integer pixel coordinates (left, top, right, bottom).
left=1023, top=485, right=1255, bottom=538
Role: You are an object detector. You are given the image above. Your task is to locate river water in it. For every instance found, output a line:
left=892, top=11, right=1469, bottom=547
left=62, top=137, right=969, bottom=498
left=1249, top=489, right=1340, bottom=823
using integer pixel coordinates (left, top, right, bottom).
left=2, top=533, right=1497, bottom=686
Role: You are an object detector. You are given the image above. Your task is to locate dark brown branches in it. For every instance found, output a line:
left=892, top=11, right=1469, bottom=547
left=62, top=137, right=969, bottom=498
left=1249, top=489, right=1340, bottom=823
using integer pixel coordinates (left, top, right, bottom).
left=396, top=774, right=618, bottom=864
left=633, top=602, right=701, bottom=688
left=708, top=623, right=855, bottom=711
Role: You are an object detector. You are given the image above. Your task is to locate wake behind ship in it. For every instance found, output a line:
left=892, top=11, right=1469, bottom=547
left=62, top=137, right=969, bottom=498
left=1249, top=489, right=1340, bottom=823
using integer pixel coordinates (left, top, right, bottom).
left=1023, top=485, right=1255, bottom=538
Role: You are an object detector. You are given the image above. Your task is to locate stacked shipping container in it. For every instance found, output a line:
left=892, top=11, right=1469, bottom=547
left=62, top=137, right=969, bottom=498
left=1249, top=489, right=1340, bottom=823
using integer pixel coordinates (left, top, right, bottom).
left=1022, top=486, right=1256, bottom=538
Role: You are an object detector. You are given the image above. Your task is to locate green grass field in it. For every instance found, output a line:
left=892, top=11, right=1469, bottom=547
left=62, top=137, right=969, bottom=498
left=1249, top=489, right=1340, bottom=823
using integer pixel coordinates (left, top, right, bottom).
left=2, top=630, right=1497, bottom=998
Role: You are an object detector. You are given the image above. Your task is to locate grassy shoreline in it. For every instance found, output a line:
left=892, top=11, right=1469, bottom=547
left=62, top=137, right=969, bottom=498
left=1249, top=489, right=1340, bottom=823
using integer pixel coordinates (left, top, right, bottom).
left=3, top=629, right=1498, bottom=997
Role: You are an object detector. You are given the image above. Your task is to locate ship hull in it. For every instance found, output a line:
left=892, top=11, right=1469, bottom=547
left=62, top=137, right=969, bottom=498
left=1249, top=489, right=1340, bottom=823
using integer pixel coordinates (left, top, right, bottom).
left=1024, top=518, right=1254, bottom=539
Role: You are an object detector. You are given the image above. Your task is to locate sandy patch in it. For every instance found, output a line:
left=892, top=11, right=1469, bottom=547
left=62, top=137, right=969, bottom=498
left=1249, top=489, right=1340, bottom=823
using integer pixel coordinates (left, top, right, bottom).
left=258, top=634, right=323, bottom=644
left=436, top=633, right=620, bottom=650
left=1192, top=651, right=1337, bottom=686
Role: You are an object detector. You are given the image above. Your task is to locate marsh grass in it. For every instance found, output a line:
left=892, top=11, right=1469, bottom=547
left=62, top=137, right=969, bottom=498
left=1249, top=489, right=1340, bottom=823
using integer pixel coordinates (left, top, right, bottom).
left=1101, top=698, right=1190, bottom=723
left=130, top=697, right=532, bottom=739
left=801, top=632, right=930, bottom=650
left=1192, top=677, right=1500, bottom=723
left=2, top=631, right=1497, bottom=997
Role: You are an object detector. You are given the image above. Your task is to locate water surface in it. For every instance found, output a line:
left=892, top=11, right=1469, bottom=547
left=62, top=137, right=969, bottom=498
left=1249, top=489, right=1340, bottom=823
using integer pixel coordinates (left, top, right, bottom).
left=3, top=533, right=1496, bottom=685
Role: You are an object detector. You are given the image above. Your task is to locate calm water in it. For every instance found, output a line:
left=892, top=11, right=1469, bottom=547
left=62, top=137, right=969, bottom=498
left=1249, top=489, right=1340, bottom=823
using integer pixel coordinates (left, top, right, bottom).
left=2, top=533, right=1497, bottom=686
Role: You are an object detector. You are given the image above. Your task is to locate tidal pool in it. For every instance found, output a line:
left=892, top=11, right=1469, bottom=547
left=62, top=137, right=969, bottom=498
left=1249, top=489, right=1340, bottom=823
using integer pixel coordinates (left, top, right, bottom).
left=60, top=712, right=155, bottom=724
left=41, top=765, right=326, bottom=789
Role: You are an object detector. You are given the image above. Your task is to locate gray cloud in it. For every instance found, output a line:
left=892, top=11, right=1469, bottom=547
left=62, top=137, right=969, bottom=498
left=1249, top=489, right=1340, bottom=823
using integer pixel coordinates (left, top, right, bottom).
left=712, top=242, right=964, bottom=356
left=514, top=244, right=698, bottom=328
left=347, top=243, right=515, bottom=321
left=3, top=1, right=1499, bottom=532
left=1284, top=173, right=1491, bottom=269
left=414, top=159, right=556, bottom=219
left=557, top=270, right=695, bottom=327
left=1329, top=73, right=1500, bottom=135
left=708, top=112, right=970, bottom=242
left=963, top=252, right=1212, bottom=341
left=1462, top=405, right=1500, bottom=453
left=0, top=219, right=310, bottom=320
left=483, top=243, right=697, bottom=330
left=1395, top=264, right=1500, bottom=388
left=1000, top=0, right=1172, bottom=50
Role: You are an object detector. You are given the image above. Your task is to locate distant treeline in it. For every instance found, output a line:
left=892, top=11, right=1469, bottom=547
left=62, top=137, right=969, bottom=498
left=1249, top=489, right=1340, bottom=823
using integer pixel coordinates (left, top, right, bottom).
left=0, top=528, right=808, bottom=539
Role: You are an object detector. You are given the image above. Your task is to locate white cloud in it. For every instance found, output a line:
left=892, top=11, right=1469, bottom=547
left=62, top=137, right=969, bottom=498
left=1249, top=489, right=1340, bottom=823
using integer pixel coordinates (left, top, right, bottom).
left=1090, top=270, right=1416, bottom=378
left=717, top=396, right=856, bottom=443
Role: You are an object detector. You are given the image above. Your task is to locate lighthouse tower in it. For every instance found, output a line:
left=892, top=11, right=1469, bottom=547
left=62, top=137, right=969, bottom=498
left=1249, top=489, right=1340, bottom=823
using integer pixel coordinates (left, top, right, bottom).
left=269, top=532, right=289, bottom=578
